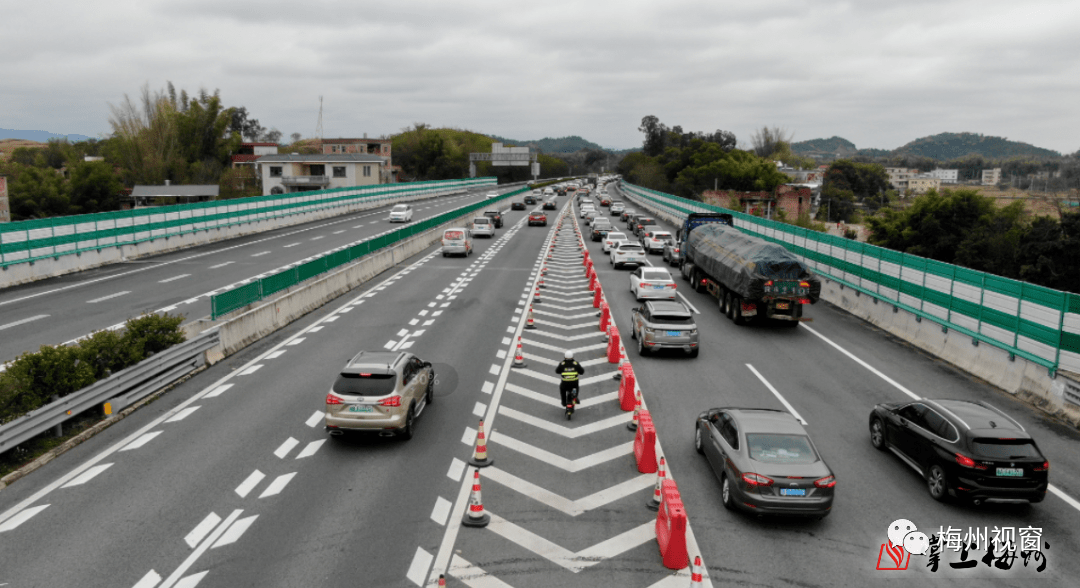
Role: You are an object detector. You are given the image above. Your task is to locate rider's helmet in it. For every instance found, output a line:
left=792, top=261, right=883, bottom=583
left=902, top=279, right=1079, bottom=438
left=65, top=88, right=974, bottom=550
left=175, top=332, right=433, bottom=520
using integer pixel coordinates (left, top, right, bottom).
left=564, top=350, right=574, bottom=359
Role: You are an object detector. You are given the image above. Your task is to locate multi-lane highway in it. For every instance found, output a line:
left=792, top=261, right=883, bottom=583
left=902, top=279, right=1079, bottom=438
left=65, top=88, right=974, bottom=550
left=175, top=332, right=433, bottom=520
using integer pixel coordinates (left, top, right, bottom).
left=0, top=186, right=503, bottom=365
left=0, top=186, right=1077, bottom=587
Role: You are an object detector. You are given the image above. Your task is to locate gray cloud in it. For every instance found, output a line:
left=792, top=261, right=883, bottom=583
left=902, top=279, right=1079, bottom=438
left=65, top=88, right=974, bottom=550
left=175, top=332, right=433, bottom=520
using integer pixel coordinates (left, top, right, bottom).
left=2, top=0, right=1077, bottom=153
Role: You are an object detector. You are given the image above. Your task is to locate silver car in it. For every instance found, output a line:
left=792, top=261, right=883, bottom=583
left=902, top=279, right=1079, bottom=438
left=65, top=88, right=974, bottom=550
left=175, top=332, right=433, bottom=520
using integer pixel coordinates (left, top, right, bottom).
left=471, top=216, right=495, bottom=238
left=630, top=300, right=699, bottom=357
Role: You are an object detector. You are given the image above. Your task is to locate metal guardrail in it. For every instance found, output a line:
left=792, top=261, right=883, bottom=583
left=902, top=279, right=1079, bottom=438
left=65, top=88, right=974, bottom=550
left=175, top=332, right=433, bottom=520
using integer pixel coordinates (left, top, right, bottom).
left=0, top=331, right=220, bottom=452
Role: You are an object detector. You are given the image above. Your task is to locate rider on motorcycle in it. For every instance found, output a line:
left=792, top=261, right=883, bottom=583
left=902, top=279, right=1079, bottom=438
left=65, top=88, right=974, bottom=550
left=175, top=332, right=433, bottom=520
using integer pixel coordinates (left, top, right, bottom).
left=555, top=350, right=585, bottom=418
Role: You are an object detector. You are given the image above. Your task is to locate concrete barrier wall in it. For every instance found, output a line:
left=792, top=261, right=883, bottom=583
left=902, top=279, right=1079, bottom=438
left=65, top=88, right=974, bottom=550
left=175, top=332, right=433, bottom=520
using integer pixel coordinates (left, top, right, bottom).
left=0, top=187, right=467, bottom=289
left=187, top=206, right=485, bottom=360
left=615, top=185, right=1080, bottom=425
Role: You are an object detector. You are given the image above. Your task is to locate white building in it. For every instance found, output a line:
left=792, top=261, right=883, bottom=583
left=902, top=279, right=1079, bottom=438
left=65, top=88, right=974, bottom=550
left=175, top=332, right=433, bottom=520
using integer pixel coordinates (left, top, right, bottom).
left=885, top=167, right=917, bottom=189
left=982, top=168, right=1002, bottom=185
left=929, top=168, right=958, bottom=183
left=256, top=154, right=389, bottom=195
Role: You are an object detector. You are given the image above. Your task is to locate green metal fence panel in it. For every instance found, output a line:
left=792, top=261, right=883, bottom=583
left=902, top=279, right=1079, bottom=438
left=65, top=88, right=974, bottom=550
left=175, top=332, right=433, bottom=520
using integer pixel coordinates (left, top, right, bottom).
left=212, top=281, right=262, bottom=319
left=261, top=269, right=299, bottom=297
left=297, top=258, right=328, bottom=282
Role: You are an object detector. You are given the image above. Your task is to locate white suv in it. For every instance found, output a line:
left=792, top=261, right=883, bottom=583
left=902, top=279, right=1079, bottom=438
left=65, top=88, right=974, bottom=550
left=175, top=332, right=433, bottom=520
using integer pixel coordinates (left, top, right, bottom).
left=611, top=242, right=646, bottom=269
left=389, top=204, right=413, bottom=222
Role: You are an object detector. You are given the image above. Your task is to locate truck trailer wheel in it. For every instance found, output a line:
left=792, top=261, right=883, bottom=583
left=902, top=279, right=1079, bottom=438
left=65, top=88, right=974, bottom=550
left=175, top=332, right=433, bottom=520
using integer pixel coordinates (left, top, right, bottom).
left=733, top=297, right=746, bottom=325
left=724, top=292, right=734, bottom=319
left=693, top=270, right=705, bottom=293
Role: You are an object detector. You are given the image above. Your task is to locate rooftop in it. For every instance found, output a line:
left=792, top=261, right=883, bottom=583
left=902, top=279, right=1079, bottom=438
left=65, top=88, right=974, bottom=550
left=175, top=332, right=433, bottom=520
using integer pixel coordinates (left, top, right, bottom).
left=256, top=153, right=386, bottom=163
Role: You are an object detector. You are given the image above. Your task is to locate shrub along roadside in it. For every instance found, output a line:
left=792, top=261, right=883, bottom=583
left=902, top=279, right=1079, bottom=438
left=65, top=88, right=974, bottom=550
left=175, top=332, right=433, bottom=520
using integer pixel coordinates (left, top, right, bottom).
left=0, top=313, right=186, bottom=427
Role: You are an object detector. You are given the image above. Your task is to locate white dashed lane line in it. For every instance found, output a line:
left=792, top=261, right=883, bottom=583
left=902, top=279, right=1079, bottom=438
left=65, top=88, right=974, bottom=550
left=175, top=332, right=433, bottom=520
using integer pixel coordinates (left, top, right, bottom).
left=87, top=291, right=130, bottom=304
left=0, top=315, right=49, bottom=331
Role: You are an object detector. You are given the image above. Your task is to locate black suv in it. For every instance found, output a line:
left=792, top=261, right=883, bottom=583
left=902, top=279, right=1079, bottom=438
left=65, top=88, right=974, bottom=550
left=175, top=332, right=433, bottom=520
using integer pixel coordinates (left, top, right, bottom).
left=511, top=201, right=526, bottom=210
left=524, top=195, right=538, bottom=205
left=483, top=210, right=504, bottom=228
left=542, top=199, right=557, bottom=211
left=869, top=399, right=1048, bottom=505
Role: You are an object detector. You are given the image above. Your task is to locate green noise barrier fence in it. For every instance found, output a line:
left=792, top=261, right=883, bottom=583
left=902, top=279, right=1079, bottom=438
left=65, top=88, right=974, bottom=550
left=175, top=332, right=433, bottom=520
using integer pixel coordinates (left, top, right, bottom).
left=210, top=186, right=530, bottom=319
left=619, top=181, right=1080, bottom=377
left=0, top=177, right=496, bottom=268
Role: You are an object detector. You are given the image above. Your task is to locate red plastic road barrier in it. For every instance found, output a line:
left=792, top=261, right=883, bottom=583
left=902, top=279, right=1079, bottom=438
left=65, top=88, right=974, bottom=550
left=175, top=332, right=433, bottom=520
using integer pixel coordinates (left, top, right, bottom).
left=618, top=364, right=635, bottom=410
left=582, top=251, right=590, bottom=265
left=608, top=327, right=621, bottom=364
left=634, top=411, right=658, bottom=473
left=655, top=479, right=689, bottom=570
left=593, top=287, right=603, bottom=308
left=588, top=272, right=597, bottom=293
left=599, top=302, right=610, bottom=332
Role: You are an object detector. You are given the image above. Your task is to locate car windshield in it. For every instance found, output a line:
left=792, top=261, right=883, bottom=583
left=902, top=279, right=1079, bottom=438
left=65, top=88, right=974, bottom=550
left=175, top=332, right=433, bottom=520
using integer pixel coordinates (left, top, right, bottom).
left=746, top=434, right=819, bottom=464
left=607, top=233, right=626, bottom=240
left=392, top=205, right=407, bottom=212
left=444, top=231, right=464, bottom=240
left=971, top=439, right=1042, bottom=459
left=638, top=218, right=655, bottom=225
left=474, top=218, right=490, bottom=224
left=651, top=315, right=693, bottom=324
left=332, top=373, right=396, bottom=396
left=641, top=270, right=672, bottom=281
left=619, top=244, right=643, bottom=251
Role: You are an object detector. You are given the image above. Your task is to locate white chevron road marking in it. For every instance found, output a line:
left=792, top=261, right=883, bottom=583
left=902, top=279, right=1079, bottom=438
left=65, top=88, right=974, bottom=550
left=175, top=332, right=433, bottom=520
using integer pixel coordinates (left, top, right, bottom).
left=527, top=329, right=604, bottom=342
left=520, top=339, right=606, bottom=354
left=489, top=432, right=632, bottom=472
left=522, top=352, right=609, bottom=367
left=483, top=467, right=654, bottom=516
left=503, top=382, right=618, bottom=408
left=531, top=319, right=598, bottom=330
left=530, top=309, right=595, bottom=319
left=447, top=555, right=515, bottom=588
left=498, top=405, right=632, bottom=437
left=485, top=512, right=654, bottom=572
left=516, top=368, right=619, bottom=387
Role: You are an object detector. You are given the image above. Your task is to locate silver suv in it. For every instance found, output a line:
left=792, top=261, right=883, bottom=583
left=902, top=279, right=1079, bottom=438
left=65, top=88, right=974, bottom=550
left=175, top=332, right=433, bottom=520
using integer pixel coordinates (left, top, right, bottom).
left=325, top=351, right=434, bottom=439
left=471, top=216, right=495, bottom=237
left=630, top=300, right=699, bottom=357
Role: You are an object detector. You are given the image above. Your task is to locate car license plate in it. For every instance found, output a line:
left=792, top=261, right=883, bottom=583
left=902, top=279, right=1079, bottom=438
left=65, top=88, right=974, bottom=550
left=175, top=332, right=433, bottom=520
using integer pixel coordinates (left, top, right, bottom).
left=780, top=488, right=806, bottom=496
left=996, top=467, right=1023, bottom=477
left=776, top=302, right=790, bottom=310
left=348, top=406, right=373, bottom=413
left=653, top=285, right=665, bottom=290
left=665, top=330, right=681, bottom=336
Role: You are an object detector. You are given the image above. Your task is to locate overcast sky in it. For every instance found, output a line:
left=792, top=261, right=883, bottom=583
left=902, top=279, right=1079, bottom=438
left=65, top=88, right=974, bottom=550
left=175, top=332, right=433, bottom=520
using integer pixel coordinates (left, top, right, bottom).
left=3, top=0, right=1078, bottom=153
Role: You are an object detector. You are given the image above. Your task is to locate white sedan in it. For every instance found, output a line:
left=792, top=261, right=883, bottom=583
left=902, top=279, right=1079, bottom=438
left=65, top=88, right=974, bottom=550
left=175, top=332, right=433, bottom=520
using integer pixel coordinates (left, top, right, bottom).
left=641, top=230, right=675, bottom=254
left=610, top=242, right=647, bottom=269
left=630, top=267, right=677, bottom=300
left=603, top=231, right=628, bottom=253
left=580, top=206, right=596, bottom=219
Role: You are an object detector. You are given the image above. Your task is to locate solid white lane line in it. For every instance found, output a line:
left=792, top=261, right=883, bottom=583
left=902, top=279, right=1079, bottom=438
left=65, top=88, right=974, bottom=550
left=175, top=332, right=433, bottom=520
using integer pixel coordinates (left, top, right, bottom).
left=185, top=512, right=223, bottom=548
left=305, top=411, right=324, bottom=428
left=0, top=504, right=49, bottom=533
left=407, top=547, right=434, bottom=587
left=120, top=431, right=162, bottom=451
left=746, top=364, right=807, bottom=425
left=258, top=473, right=296, bottom=498
left=212, top=514, right=258, bottom=548
left=235, top=470, right=266, bottom=498
left=274, top=437, right=299, bottom=459
left=447, top=458, right=466, bottom=481
left=87, top=291, right=130, bottom=304
left=60, top=463, right=114, bottom=488
left=430, top=496, right=452, bottom=526
left=204, top=383, right=233, bottom=398
left=677, top=292, right=701, bottom=314
left=800, top=325, right=919, bottom=400
left=0, top=315, right=49, bottom=331
left=158, top=274, right=190, bottom=283
left=208, top=261, right=234, bottom=269
left=295, top=440, right=325, bottom=459
left=165, top=406, right=200, bottom=423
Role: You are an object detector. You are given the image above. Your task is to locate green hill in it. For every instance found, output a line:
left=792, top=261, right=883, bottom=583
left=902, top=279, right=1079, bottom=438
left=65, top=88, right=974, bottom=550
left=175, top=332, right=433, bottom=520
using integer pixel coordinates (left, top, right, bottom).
left=489, top=135, right=615, bottom=154
left=791, top=136, right=858, bottom=157
left=889, top=132, right=1060, bottom=160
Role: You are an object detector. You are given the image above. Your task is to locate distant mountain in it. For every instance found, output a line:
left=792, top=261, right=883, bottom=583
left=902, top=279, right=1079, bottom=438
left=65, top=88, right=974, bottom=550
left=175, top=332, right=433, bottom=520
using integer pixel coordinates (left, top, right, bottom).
left=488, top=135, right=628, bottom=154
left=0, top=128, right=93, bottom=142
left=793, top=132, right=1061, bottom=161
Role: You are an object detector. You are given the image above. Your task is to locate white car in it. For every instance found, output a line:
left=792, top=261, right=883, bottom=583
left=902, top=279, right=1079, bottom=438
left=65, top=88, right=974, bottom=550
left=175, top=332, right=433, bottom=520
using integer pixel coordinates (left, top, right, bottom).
left=611, top=242, right=647, bottom=269
left=487, top=192, right=500, bottom=199
left=630, top=267, right=677, bottom=300
left=580, top=206, right=596, bottom=219
left=389, top=204, right=413, bottom=222
left=471, top=216, right=495, bottom=237
left=544, top=188, right=555, bottom=196
left=603, top=231, right=629, bottom=253
left=532, top=189, right=542, bottom=196
left=641, top=230, right=675, bottom=254
left=610, top=202, right=625, bottom=215
left=585, top=210, right=601, bottom=226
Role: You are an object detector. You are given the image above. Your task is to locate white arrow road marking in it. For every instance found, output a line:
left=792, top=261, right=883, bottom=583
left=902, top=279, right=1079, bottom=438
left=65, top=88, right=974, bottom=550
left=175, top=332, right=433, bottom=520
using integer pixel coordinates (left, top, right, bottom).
left=159, top=509, right=242, bottom=588
left=490, top=432, right=633, bottom=472
left=0, top=504, right=49, bottom=533
left=235, top=470, right=265, bottom=498
left=497, top=406, right=631, bottom=437
left=61, top=463, right=113, bottom=488
left=185, top=512, right=222, bottom=548
left=295, top=439, right=325, bottom=459
left=520, top=339, right=606, bottom=354
left=527, top=330, right=604, bottom=342
left=212, top=514, right=258, bottom=548
left=407, top=546, right=434, bottom=587
left=258, top=473, right=296, bottom=498
left=121, top=431, right=162, bottom=451
left=173, top=571, right=208, bottom=588
left=504, top=383, right=618, bottom=409
left=132, top=570, right=162, bottom=588
left=531, top=319, right=599, bottom=330
left=486, top=512, right=654, bottom=573
left=483, top=467, right=653, bottom=516
left=165, top=406, right=200, bottom=423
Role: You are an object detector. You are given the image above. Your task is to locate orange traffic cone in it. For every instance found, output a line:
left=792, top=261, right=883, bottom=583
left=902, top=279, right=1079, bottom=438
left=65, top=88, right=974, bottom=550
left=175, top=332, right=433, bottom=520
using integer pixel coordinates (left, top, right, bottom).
left=646, top=457, right=667, bottom=510
left=690, top=556, right=705, bottom=587
left=469, top=419, right=493, bottom=467
left=533, top=284, right=542, bottom=304
left=513, top=337, right=526, bottom=368
left=525, top=307, right=537, bottom=330
left=461, top=469, right=490, bottom=527
left=627, top=390, right=641, bottom=431
left=538, top=276, right=546, bottom=289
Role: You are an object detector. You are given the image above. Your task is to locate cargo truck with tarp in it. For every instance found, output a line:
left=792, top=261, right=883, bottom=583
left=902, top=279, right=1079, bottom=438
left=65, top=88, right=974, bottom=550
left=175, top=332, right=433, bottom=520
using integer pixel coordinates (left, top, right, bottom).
left=677, top=213, right=821, bottom=326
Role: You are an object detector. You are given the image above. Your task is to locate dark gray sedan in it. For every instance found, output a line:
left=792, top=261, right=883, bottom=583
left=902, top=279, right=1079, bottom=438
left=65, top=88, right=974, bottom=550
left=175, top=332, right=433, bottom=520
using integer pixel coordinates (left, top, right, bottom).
left=695, top=408, right=835, bottom=518
left=661, top=242, right=682, bottom=267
